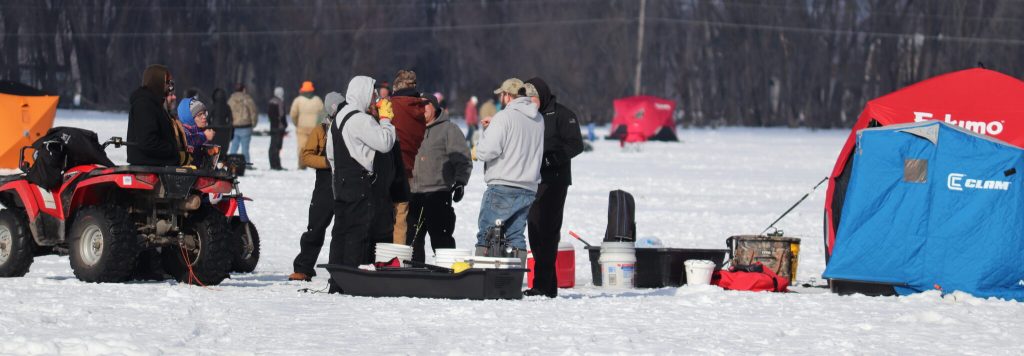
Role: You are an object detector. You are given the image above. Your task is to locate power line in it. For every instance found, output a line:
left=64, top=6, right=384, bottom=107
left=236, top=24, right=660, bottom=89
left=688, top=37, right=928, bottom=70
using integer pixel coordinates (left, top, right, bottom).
left=0, top=17, right=635, bottom=38
left=648, top=17, right=1024, bottom=47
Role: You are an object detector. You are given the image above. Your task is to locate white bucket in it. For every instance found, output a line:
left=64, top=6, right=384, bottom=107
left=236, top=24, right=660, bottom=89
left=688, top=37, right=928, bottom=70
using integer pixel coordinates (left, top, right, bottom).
left=375, top=243, right=413, bottom=266
left=434, top=256, right=470, bottom=268
left=464, top=256, right=522, bottom=269
left=684, top=259, right=717, bottom=286
left=599, top=242, right=636, bottom=288
left=434, top=248, right=472, bottom=258
left=433, top=248, right=472, bottom=268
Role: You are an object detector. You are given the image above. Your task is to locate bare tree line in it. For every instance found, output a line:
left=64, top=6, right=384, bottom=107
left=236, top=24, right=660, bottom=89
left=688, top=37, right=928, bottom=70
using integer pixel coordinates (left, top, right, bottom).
left=3, top=0, right=1024, bottom=128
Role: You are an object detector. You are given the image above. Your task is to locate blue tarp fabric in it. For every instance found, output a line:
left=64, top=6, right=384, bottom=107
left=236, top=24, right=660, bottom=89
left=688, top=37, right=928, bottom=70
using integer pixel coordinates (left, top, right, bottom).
left=823, top=121, right=1024, bottom=300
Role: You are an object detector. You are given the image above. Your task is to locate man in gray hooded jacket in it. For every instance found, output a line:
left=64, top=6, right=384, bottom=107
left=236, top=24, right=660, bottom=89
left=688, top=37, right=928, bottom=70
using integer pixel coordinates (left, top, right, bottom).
left=325, top=76, right=397, bottom=288
left=474, top=78, right=545, bottom=255
left=408, top=94, right=472, bottom=262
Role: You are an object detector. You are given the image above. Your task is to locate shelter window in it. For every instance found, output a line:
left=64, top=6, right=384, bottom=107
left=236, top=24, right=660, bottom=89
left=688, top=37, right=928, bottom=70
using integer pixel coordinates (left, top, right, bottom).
left=904, top=159, right=928, bottom=183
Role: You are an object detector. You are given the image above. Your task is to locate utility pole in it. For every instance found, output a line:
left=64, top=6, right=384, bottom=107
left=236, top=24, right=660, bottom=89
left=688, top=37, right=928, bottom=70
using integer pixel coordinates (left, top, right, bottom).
left=633, top=0, right=647, bottom=96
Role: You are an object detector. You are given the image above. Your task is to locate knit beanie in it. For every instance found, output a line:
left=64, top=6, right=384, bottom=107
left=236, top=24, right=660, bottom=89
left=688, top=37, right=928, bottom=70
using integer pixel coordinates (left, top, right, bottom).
left=393, top=70, right=417, bottom=91
left=189, top=98, right=207, bottom=118
left=324, top=91, right=345, bottom=118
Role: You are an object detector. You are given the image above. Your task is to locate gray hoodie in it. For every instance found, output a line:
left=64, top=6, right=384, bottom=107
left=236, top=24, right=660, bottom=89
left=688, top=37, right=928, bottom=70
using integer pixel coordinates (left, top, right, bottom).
left=475, top=96, right=545, bottom=191
left=411, top=111, right=472, bottom=193
left=326, top=76, right=395, bottom=171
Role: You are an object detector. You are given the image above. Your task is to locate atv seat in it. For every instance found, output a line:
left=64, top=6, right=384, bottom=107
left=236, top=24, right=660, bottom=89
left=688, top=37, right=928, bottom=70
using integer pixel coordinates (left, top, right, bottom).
left=87, top=165, right=235, bottom=180
left=0, top=173, right=24, bottom=186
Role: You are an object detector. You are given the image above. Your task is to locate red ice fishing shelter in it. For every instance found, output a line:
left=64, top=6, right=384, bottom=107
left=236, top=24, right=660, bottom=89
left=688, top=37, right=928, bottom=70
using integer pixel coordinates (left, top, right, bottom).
left=607, top=96, right=678, bottom=142
left=825, top=68, right=1024, bottom=261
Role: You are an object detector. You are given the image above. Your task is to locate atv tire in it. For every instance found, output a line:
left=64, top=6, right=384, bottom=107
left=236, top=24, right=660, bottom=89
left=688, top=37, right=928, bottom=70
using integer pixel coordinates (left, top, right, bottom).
left=0, top=209, right=34, bottom=277
left=162, top=206, right=232, bottom=285
left=69, top=206, right=140, bottom=282
left=229, top=217, right=260, bottom=273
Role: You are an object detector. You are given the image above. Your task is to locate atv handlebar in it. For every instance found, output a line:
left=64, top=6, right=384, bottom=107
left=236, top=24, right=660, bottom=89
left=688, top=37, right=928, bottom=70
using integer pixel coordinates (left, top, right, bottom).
left=102, top=137, right=135, bottom=149
left=18, top=146, right=30, bottom=173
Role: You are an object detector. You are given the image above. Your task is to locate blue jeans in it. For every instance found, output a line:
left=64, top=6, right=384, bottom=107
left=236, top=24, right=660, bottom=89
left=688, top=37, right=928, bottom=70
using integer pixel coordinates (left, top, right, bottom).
left=229, top=127, right=253, bottom=163
left=476, top=184, right=536, bottom=250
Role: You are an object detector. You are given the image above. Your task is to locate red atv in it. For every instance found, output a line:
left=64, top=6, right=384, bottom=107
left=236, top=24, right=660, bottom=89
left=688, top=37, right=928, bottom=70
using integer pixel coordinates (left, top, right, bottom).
left=0, top=130, right=258, bottom=285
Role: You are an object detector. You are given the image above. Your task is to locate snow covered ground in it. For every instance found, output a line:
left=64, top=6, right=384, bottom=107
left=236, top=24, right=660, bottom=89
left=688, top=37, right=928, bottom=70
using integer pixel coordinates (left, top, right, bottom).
left=1, top=110, right=1022, bottom=355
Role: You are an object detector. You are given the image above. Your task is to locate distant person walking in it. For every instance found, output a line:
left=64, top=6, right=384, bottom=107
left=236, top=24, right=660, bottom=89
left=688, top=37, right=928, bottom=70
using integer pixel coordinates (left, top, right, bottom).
left=464, top=96, right=478, bottom=146
left=267, top=86, right=288, bottom=170
left=475, top=97, right=497, bottom=148
left=228, top=84, right=259, bottom=164
left=523, top=77, right=584, bottom=298
left=474, top=78, right=544, bottom=258
left=388, top=70, right=428, bottom=245
left=407, top=94, right=471, bottom=262
left=289, top=92, right=346, bottom=282
left=208, top=88, right=234, bottom=158
left=290, top=81, right=325, bottom=169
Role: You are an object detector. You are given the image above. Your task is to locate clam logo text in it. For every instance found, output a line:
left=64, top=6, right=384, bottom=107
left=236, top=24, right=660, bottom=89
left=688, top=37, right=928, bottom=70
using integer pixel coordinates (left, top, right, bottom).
left=914, top=111, right=1004, bottom=136
left=947, top=173, right=1011, bottom=192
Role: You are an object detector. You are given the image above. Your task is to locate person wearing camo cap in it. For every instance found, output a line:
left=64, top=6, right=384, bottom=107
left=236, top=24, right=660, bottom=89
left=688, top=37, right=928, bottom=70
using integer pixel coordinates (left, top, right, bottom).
left=473, top=78, right=545, bottom=262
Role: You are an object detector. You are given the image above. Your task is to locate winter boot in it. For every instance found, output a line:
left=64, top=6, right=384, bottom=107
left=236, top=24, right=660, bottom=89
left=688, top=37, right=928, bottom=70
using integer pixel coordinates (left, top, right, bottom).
left=474, top=245, right=488, bottom=256
left=515, top=249, right=528, bottom=267
left=288, top=272, right=312, bottom=282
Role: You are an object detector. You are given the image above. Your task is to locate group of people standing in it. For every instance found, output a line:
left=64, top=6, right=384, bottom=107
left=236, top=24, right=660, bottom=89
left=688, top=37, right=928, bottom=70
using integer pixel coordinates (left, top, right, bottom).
left=122, top=64, right=583, bottom=298
left=287, top=70, right=583, bottom=298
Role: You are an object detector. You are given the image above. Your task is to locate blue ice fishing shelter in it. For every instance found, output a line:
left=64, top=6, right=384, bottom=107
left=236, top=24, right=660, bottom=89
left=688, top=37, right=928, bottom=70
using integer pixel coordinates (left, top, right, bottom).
left=823, top=121, right=1024, bottom=300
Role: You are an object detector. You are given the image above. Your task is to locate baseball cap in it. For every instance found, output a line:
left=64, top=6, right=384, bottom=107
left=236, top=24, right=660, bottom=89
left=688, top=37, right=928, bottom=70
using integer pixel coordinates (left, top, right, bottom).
left=493, top=78, right=523, bottom=95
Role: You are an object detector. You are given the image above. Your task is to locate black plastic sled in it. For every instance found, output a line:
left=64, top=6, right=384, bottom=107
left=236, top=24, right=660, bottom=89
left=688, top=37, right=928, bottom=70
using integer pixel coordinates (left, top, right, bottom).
left=586, top=247, right=729, bottom=288
left=318, top=264, right=527, bottom=300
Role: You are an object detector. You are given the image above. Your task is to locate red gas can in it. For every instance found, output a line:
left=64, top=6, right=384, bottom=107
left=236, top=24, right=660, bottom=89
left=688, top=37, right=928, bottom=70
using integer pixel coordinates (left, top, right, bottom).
left=528, top=240, right=576, bottom=289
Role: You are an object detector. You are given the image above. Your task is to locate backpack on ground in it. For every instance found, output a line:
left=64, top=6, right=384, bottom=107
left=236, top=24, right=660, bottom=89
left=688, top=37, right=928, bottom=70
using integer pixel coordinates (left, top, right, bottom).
left=603, top=189, right=636, bottom=242
left=712, top=262, right=789, bottom=292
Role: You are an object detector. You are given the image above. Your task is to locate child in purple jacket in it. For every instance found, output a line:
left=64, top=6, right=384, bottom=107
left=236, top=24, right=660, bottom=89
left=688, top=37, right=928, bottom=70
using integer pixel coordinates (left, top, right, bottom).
left=177, top=97, right=216, bottom=167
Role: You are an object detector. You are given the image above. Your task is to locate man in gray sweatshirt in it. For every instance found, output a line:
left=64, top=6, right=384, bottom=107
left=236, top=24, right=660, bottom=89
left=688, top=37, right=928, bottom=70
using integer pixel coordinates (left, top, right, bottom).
left=474, top=78, right=545, bottom=253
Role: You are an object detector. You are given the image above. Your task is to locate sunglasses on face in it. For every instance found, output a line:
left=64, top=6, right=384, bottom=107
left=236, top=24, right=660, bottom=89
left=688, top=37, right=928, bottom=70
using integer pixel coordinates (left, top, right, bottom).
left=166, top=80, right=175, bottom=93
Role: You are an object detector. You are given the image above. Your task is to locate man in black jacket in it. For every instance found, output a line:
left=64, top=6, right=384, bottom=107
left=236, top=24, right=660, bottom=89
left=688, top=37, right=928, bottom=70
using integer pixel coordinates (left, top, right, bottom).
left=127, top=64, right=183, bottom=166
left=524, top=77, right=585, bottom=298
left=267, top=86, right=288, bottom=170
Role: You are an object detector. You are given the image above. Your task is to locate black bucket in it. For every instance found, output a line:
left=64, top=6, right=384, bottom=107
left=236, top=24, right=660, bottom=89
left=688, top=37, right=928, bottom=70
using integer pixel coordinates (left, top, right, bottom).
left=319, top=264, right=527, bottom=300
left=586, top=247, right=729, bottom=288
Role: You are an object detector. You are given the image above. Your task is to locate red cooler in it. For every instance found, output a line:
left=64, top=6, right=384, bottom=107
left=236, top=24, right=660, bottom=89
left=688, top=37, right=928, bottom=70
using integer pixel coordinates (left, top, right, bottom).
left=527, top=240, right=576, bottom=289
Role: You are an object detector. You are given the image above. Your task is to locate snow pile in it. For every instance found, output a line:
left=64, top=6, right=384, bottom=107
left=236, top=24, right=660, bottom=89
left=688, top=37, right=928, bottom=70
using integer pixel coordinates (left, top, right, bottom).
left=0, top=110, right=1021, bottom=354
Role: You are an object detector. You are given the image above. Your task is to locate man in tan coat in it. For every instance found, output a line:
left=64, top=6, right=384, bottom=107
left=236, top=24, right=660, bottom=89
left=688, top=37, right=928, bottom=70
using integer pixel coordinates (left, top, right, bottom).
left=228, top=84, right=259, bottom=164
left=290, top=80, right=325, bottom=169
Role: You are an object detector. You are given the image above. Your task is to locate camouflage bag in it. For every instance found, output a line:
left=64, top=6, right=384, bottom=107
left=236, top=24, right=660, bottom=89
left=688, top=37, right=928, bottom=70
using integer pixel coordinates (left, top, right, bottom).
left=726, top=234, right=801, bottom=284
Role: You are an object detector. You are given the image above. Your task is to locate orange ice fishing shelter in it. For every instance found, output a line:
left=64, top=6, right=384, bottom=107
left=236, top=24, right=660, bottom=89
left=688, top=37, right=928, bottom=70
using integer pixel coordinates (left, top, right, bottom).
left=1, top=81, right=58, bottom=169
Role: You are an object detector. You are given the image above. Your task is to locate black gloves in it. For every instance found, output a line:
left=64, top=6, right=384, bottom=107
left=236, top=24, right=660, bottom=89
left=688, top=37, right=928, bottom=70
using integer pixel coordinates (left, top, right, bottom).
left=451, top=183, right=465, bottom=203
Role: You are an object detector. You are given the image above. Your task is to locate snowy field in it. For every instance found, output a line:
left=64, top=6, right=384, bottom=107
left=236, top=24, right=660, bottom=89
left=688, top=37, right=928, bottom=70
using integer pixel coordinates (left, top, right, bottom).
left=2, top=110, right=1022, bottom=355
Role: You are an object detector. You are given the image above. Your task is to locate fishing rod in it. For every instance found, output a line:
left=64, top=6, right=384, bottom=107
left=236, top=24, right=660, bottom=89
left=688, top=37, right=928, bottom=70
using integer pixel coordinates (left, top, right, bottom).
left=760, top=176, right=829, bottom=236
